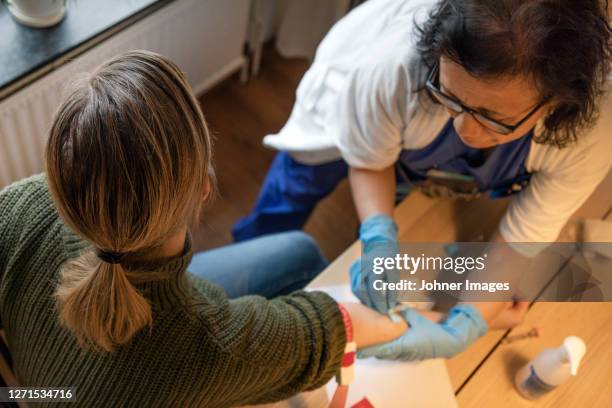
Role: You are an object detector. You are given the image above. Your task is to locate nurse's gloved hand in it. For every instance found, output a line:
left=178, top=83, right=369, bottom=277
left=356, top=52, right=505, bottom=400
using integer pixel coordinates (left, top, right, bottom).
left=357, top=304, right=488, bottom=361
left=350, top=214, right=399, bottom=314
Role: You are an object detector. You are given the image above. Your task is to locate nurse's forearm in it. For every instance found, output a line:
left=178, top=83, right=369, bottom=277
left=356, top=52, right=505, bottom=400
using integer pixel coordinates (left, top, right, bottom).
left=349, top=165, right=396, bottom=221
left=460, top=231, right=529, bottom=329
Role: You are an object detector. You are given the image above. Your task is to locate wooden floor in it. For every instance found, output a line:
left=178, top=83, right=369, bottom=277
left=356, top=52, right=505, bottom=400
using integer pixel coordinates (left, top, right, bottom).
left=192, top=47, right=359, bottom=260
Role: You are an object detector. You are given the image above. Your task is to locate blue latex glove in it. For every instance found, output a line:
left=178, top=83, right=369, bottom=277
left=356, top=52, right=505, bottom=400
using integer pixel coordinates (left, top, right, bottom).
left=357, top=304, right=488, bottom=361
left=350, top=214, right=399, bottom=313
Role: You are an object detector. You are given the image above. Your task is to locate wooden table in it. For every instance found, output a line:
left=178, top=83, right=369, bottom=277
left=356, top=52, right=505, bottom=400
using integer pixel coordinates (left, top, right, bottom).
left=309, top=170, right=612, bottom=407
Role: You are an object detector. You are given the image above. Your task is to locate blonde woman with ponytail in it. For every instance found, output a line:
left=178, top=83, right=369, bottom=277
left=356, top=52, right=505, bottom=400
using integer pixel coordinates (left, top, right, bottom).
left=0, top=50, right=493, bottom=407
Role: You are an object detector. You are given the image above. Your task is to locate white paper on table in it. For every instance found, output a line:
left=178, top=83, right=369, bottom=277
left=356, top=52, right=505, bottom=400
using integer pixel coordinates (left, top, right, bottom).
left=248, top=284, right=458, bottom=408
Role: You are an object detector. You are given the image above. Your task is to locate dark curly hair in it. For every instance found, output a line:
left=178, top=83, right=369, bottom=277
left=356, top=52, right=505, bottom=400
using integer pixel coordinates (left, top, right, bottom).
left=416, top=0, right=611, bottom=147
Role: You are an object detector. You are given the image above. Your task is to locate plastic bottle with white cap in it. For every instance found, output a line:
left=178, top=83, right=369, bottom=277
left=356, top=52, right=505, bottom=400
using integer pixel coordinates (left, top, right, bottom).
left=515, top=336, right=586, bottom=400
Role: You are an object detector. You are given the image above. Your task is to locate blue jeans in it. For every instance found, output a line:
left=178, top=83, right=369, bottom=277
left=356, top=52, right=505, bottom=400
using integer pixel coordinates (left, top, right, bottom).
left=232, top=152, right=349, bottom=241
left=187, top=231, right=328, bottom=298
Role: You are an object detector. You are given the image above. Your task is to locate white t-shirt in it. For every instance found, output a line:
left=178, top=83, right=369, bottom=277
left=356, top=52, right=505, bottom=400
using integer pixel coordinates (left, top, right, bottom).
left=263, top=0, right=612, bottom=246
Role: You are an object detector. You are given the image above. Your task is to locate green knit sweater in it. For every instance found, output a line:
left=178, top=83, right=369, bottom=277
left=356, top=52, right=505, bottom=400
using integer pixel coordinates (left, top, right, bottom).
left=0, top=174, right=346, bottom=407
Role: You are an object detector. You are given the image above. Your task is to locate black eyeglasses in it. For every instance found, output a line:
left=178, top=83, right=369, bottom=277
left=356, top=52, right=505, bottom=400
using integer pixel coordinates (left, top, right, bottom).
left=425, top=62, right=547, bottom=135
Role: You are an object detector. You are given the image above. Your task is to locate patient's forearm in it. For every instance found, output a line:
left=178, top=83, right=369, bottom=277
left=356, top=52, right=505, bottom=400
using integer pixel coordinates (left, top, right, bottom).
left=342, top=302, right=443, bottom=348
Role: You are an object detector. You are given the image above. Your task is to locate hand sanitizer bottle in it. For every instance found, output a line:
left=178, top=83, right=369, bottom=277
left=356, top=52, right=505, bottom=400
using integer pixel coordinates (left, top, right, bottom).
left=515, top=336, right=586, bottom=400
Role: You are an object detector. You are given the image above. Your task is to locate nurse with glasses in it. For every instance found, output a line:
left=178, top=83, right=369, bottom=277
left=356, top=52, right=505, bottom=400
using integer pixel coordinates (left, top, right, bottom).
left=233, top=0, right=609, bottom=245
left=233, top=0, right=611, bottom=291
left=232, top=0, right=611, bottom=361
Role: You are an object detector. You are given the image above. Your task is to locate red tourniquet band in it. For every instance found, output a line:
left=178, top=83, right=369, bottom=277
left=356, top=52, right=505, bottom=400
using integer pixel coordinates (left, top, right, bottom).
left=338, top=303, right=354, bottom=342
left=329, top=304, right=357, bottom=408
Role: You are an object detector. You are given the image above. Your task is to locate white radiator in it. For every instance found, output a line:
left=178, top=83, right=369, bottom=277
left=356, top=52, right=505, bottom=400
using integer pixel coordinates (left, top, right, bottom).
left=0, top=0, right=250, bottom=188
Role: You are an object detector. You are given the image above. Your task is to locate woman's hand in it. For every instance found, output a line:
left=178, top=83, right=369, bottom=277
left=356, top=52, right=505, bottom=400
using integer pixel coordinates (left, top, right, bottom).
left=354, top=301, right=529, bottom=362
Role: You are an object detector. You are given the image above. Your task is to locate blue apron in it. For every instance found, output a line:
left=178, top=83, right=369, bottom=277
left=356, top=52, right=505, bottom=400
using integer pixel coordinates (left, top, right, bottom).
left=232, top=119, right=533, bottom=241
left=397, top=119, right=533, bottom=199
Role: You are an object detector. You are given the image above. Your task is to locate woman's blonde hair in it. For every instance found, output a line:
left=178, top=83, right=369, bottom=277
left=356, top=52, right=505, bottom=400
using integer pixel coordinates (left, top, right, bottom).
left=45, top=50, right=214, bottom=352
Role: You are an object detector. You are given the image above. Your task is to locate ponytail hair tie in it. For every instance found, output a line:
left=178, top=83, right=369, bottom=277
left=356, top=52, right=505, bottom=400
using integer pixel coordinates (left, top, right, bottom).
left=96, top=249, right=125, bottom=264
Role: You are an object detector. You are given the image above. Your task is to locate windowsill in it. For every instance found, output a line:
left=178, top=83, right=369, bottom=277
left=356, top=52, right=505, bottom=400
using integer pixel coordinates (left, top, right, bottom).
left=0, top=0, right=172, bottom=101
